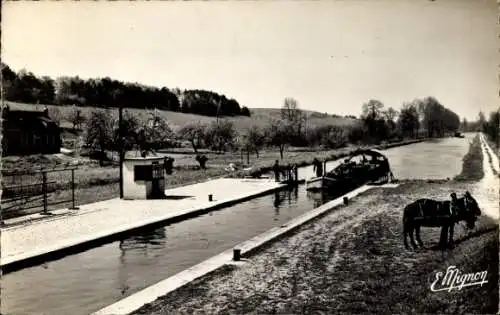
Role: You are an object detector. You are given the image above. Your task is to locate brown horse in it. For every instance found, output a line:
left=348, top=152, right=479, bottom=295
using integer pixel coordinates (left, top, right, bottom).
left=402, top=191, right=481, bottom=250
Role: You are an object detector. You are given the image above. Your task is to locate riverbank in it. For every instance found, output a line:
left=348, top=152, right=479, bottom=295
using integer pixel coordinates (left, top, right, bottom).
left=130, top=135, right=498, bottom=315
left=454, top=133, right=484, bottom=181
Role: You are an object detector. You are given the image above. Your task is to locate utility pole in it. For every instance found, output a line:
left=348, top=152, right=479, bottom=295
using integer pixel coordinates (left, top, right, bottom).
left=119, top=103, right=124, bottom=199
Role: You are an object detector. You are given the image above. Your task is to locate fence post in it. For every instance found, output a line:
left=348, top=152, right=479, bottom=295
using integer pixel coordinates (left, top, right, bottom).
left=70, top=169, right=79, bottom=210
left=42, top=171, right=48, bottom=214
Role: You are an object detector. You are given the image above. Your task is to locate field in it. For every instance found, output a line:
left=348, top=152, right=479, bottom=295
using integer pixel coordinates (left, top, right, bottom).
left=4, top=101, right=360, bottom=133
left=132, top=135, right=498, bottom=315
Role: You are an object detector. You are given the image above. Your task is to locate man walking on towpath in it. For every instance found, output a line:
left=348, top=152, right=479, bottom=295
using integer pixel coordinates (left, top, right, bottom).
left=313, top=158, right=323, bottom=177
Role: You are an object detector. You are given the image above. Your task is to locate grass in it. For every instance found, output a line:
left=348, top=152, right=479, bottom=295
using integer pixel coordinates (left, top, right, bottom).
left=454, top=134, right=484, bottom=181
left=5, top=101, right=360, bottom=132
left=131, top=136, right=498, bottom=315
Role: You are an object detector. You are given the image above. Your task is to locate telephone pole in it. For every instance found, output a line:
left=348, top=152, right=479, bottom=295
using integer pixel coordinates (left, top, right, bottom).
left=118, top=103, right=124, bottom=199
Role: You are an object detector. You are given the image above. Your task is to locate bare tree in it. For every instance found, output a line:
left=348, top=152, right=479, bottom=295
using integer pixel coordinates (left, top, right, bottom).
left=67, top=105, right=86, bottom=131
left=281, top=97, right=306, bottom=143
left=361, top=99, right=384, bottom=121
left=266, top=119, right=294, bottom=159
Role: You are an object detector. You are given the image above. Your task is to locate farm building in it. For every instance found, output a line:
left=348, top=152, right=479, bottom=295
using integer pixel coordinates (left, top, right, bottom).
left=2, top=105, right=62, bottom=156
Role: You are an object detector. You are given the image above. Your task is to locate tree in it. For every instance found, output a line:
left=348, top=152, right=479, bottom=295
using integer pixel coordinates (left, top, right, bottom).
left=478, top=111, right=487, bottom=132
left=179, top=122, right=207, bottom=153
left=143, top=109, right=175, bottom=150
left=204, top=120, right=237, bottom=153
left=113, top=110, right=140, bottom=158
left=241, top=106, right=251, bottom=117
left=461, top=118, right=468, bottom=132
left=362, top=99, right=384, bottom=121
left=383, top=107, right=398, bottom=137
left=419, top=97, right=460, bottom=137
left=67, top=105, right=86, bottom=131
left=281, top=97, right=307, bottom=145
left=397, top=103, right=420, bottom=138
left=484, top=109, right=500, bottom=144
left=243, top=125, right=266, bottom=158
left=266, top=119, right=294, bottom=159
left=47, top=107, right=62, bottom=125
left=307, top=124, right=347, bottom=149
left=361, top=99, right=387, bottom=143
left=84, top=109, right=114, bottom=166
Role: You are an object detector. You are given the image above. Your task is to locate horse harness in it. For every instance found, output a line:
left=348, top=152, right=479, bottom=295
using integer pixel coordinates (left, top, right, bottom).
left=414, top=199, right=459, bottom=221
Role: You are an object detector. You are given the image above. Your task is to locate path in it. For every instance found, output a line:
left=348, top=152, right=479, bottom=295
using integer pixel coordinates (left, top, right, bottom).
left=475, top=133, right=499, bottom=220
left=0, top=178, right=284, bottom=270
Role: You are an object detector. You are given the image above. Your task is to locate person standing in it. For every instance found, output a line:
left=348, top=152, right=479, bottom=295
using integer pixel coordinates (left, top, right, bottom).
left=273, top=160, right=281, bottom=182
left=313, top=158, right=323, bottom=177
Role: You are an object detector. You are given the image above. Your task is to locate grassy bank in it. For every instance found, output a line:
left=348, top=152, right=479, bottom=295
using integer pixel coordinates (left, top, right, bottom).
left=454, top=134, right=484, bottom=181
left=132, top=136, right=498, bottom=315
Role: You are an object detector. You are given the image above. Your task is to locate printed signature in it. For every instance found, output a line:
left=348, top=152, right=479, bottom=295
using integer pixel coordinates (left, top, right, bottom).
left=431, top=265, right=488, bottom=292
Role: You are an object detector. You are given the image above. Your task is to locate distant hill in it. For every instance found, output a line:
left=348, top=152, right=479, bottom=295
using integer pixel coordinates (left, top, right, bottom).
left=5, top=102, right=360, bottom=132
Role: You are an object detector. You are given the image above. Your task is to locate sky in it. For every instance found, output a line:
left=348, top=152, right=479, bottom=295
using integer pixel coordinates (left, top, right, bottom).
left=2, top=0, right=498, bottom=121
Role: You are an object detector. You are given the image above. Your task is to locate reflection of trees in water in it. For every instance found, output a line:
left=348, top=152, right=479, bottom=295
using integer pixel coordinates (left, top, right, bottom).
left=117, top=227, right=167, bottom=295
left=119, top=227, right=167, bottom=252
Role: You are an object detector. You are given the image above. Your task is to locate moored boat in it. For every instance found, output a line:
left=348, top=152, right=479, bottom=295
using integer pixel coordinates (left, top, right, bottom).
left=306, top=149, right=394, bottom=192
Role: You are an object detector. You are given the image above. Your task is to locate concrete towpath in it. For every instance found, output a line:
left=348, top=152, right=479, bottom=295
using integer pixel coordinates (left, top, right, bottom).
left=0, top=178, right=285, bottom=271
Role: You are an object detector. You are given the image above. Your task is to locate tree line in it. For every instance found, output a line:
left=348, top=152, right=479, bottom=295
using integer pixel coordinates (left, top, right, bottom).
left=82, top=95, right=462, bottom=165
left=471, top=110, right=499, bottom=146
left=1, top=63, right=250, bottom=118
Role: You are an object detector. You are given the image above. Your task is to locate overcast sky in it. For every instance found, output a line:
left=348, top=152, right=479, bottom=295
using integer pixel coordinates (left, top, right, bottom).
left=2, top=0, right=498, bottom=120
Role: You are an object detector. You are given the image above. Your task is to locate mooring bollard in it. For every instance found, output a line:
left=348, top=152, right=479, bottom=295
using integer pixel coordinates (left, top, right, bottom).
left=343, top=196, right=349, bottom=205
left=233, top=248, right=241, bottom=261
left=209, top=194, right=213, bottom=202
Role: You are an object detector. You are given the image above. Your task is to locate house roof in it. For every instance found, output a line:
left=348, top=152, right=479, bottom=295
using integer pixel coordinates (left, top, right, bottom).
left=3, top=109, right=59, bottom=130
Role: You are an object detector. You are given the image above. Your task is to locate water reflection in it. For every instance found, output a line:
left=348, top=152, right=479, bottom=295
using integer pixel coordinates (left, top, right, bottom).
left=119, top=228, right=167, bottom=252
left=273, top=188, right=297, bottom=210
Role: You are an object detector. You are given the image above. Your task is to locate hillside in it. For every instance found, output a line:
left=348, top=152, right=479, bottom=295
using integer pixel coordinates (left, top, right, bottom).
left=4, top=102, right=361, bottom=133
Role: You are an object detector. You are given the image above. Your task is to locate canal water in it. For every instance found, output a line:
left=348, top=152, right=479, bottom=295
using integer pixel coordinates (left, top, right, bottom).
left=0, top=135, right=474, bottom=315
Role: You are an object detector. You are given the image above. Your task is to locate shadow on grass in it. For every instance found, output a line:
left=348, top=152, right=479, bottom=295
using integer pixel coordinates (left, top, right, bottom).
left=420, top=227, right=498, bottom=252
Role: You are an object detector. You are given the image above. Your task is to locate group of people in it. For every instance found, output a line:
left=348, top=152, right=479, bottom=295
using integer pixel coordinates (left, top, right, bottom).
left=273, top=160, right=299, bottom=182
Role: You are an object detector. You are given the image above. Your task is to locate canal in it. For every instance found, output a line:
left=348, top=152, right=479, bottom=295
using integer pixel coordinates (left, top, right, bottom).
left=0, top=135, right=473, bottom=315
